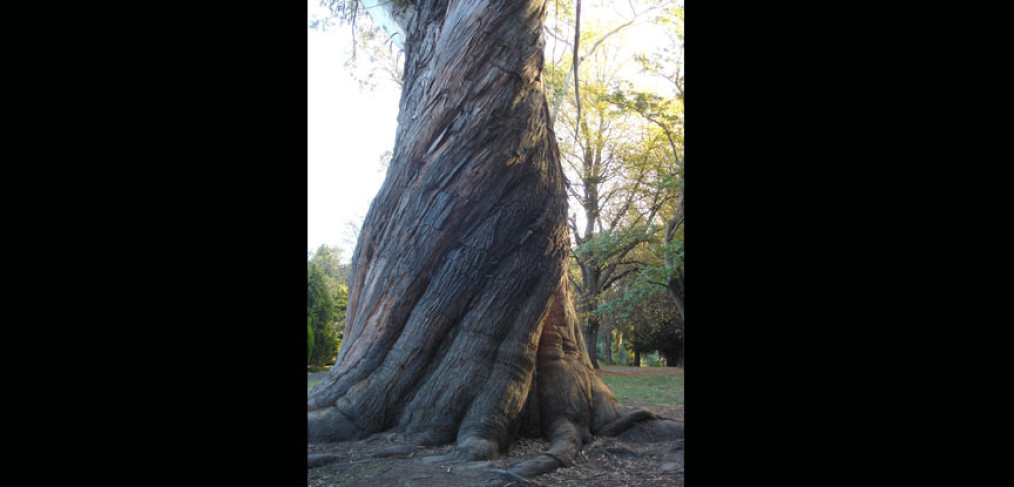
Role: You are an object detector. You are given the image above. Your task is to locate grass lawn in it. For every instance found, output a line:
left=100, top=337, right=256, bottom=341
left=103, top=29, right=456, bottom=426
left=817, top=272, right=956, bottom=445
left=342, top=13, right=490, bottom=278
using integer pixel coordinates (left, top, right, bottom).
left=598, top=366, right=683, bottom=407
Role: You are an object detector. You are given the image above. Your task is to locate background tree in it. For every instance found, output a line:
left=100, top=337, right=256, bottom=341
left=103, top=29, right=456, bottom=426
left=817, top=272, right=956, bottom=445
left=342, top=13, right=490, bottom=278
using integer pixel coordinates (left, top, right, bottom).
left=559, top=56, right=678, bottom=367
left=307, top=317, right=315, bottom=363
left=307, top=261, right=341, bottom=366
left=589, top=4, right=684, bottom=371
left=307, top=245, right=352, bottom=366
left=542, top=0, right=666, bottom=125
left=600, top=274, right=683, bottom=367
left=308, top=244, right=352, bottom=287
left=610, top=2, right=684, bottom=320
left=537, top=1, right=683, bottom=367
left=308, top=0, right=681, bottom=480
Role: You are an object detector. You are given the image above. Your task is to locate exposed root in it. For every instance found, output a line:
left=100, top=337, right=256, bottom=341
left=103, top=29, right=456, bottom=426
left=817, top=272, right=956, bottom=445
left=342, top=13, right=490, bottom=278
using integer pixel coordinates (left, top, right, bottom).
left=370, top=444, right=419, bottom=458
left=455, top=436, right=500, bottom=461
left=307, top=453, right=343, bottom=469
left=487, top=468, right=545, bottom=486
left=597, top=408, right=658, bottom=437
left=307, top=406, right=360, bottom=443
left=309, top=277, right=683, bottom=484
left=614, top=418, right=684, bottom=442
left=510, top=453, right=565, bottom=477
left=506, top=418, right=581, bottom=478
left=418, top=452, right=460, bottom=465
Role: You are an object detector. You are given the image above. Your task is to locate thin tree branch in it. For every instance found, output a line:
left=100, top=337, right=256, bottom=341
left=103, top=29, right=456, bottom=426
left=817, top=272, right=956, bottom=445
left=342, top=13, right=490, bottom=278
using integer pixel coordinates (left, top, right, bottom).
left=543, top=26, right=572, bottom=47
left=572, top=0, right=582, bottom=147
left=569, top=214, right=583, bottom=246
left=598, top=231, right=652, bottom=286
left=549, top=13, right=641, bottom=124
left=602, top=267, right=638, bottom=290
left=665, top=187, right=684, bottom=244
left=568, top=272, right=583, bottom=294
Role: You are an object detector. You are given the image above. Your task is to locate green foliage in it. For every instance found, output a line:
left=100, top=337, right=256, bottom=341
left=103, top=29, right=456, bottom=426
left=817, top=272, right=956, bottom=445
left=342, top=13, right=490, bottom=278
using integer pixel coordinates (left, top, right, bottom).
left=644, top=350, right=664, bottom=367
left=308, top=262, right=343, bottom=366
left=543, top=58, right=573, bottom=112
left=307, top=316, right=315, bottom=363
left=307, top=245, right=352, bottom=365
left=332, top=283, right=348, bottom=354
left=597, top=268, right=681, bottom=361
left=595, top=338, right=608, bottom=364
left=595, top=327, right=634, bottom=365
left=308, top=244, right=350, bottom=287
left=611, top=330, right=631, bottom=365
left=574, top=226, right=655, bottom=270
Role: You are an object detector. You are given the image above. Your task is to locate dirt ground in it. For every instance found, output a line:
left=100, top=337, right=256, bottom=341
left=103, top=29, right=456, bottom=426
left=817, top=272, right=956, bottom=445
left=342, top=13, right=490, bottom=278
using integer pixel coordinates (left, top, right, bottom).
left=308, top=367, right=684, bottom=486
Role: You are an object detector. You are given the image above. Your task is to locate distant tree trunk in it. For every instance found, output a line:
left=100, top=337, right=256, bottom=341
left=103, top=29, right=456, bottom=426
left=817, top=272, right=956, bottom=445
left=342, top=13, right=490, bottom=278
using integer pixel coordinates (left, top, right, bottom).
left=665, top=186, right=684, bottom=321
left=663, top=348, right=681, bottom=367
left=308, top=0, right=680, bottom=478
left=602, top=324, right=613, bottom=365
left=578, top=266, right=602, bottom=369
left=677, top=319, right=683, bottom=370
left=585, top=314, right=601, bottom=369
left=664, top=186, right=683, bottom=371
left=662, top=330, right=683, bottom=368
left=632, top=350, right=641, bottom=367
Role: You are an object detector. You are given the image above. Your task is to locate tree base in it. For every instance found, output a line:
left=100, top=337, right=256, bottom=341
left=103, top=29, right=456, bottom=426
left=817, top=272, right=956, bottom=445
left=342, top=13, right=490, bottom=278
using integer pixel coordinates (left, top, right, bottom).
left=310, top=281, right=683, bottom=481
left=309, top=421, right=684, bottom=486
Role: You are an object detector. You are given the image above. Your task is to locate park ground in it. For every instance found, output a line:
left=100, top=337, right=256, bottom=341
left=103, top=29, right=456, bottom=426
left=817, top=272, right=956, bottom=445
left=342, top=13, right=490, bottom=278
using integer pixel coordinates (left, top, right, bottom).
left=308, top=365, right=684, bottom=486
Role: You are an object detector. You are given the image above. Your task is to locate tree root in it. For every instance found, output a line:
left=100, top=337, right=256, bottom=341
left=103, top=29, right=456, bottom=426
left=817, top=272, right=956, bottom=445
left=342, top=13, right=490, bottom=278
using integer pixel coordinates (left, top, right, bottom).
left=487, top=468, right=545, bottom=486
left=307, top=406, right=361, bottom=443
left=614, top=417, right=684, bottom=442
left=490, top=410, right=683, bottom=484
left=307, top=453, right=343, bottom=469
left=597, top=408, right=658, bottom=437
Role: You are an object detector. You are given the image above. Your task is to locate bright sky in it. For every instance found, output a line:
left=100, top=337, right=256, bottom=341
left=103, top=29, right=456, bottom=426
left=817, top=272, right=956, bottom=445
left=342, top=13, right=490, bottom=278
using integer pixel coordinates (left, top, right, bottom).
left=308, top=2, right=401, bottom=262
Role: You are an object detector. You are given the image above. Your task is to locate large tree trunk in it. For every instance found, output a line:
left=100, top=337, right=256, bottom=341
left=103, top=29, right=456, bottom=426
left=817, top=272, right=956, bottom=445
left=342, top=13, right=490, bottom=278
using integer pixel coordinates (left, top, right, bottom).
left=308, top=0, right=681, bottom=477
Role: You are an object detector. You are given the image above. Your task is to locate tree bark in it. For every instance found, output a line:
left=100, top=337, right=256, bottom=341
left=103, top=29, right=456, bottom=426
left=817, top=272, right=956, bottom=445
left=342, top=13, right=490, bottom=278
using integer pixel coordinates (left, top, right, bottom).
left=584, top=312, right=601, bottom=369
left=614, top=329, right=623, bottom=364
left=578, top=262, right=601, bottom=369
left=665, top=184, right=684, bottom=322
left=308, top=0, right=681, bottom=476
left=602, top=323, right=613, bottom=365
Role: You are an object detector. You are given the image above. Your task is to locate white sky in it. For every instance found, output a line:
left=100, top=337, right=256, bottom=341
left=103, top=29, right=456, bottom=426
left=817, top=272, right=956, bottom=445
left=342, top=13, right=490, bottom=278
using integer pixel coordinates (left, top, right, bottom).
left=307, top=0, right=680, bottom=263
left=308, top=2, right=401, bottom=261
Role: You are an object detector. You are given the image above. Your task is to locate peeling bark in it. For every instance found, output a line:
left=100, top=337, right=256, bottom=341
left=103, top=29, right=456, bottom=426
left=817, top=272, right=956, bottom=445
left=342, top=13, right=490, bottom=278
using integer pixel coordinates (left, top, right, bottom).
left=309, top=0, right=681, bottom=477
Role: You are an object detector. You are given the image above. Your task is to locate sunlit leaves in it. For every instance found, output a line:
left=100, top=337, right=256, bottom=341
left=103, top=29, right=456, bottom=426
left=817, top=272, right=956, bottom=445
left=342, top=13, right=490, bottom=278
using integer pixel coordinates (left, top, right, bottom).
left=308, top=245, right=352, bottom=366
